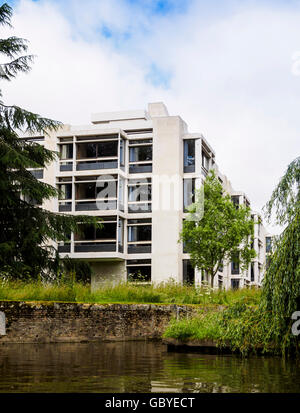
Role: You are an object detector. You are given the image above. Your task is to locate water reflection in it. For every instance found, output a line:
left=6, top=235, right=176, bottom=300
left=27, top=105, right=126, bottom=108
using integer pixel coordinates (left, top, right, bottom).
left=0, top=342, right=299, bottom=393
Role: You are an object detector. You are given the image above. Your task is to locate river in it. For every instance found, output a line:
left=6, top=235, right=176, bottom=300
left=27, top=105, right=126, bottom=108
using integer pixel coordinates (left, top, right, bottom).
left=0, top=341, right=299, bottom=393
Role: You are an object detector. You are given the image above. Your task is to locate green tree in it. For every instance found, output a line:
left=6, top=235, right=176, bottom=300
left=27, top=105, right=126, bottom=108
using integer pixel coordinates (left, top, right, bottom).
left=180, top=170, right=256, bottom=288
left=62, top=257, right=92, bottom=284
left=260, top=156, right=300, bottom=353
left=0, top=3, right=98, bottom=279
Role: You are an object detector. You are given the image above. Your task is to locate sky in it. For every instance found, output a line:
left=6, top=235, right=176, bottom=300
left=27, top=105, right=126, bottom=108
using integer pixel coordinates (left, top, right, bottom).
left=2, top=0, right=300, bottom=234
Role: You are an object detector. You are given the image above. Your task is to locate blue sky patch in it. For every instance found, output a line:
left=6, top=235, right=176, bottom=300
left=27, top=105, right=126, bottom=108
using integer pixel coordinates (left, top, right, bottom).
left=127, top=0, right=190, bottom=16
left=145, top=63, right=172, bottom=89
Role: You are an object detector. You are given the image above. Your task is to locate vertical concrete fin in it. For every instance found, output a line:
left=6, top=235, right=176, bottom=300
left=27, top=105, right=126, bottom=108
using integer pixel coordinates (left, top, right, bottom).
left=148, top=102, right=169, bottom=118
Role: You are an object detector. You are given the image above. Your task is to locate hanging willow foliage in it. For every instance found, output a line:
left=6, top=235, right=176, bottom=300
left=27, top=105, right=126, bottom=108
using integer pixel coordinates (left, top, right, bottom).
left=260, top=156, right=300, bottom=355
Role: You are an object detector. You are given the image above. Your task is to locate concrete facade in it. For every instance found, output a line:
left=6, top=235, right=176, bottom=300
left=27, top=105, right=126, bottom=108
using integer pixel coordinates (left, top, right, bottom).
left=25, top=102, right=271, bottom=289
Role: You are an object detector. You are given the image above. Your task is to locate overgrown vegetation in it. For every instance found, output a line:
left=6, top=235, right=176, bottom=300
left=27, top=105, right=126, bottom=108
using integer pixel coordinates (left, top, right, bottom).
left=164, top=303, right=276, bottom=355
left=164, top=310, right=223, bottom=341
left=0, top=3, right=98, bottom=280
left=259, top=156, right=300, bottom=355
left=165, top=156, right=300, bottom=356
left=0, top=279, right=260, bottom=305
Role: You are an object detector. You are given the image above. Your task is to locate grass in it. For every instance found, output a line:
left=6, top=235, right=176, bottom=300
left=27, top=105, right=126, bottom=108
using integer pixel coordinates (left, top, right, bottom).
left=163, top=302, right=292, bottom=355
left=164, top=310, right=223, bottom=341
left=0, top=279, right=261, bottom=306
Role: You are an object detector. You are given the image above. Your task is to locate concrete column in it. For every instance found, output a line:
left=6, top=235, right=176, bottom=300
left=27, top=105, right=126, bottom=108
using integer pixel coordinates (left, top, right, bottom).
left=151, top=116, right=186, bottom=284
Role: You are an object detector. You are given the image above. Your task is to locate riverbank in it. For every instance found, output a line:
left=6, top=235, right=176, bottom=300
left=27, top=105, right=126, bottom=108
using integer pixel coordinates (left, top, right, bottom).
left=1, top=282, right=286, bottom=355
left=0, top=300, right=203, bottom=343
left=163, top=303, right=299, bottom=356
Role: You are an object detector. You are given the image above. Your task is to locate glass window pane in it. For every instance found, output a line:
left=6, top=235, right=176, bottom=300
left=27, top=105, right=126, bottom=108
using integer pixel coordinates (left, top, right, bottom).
left=76, top=224, right=95, bottom=241
left=129, top=146, right=152, bottom=162
left=76, top=183, right=96, bottom=199
left=118, top=218, right=124, bottom=251
left=183, top=178, right=195, bottom=211
left=60, top=144, right=73, bottom=160
left=184, top=140, right=195, bottom=167
left=77, top=143, right=97, bottom=159
left=183, top=259, right=195, bottom=285
left=96, top=223, right=116, bottom=239
left=128, top=185, right=151, bottom=202
left=120, top=139, right=125, bottom=166
left=119, top=177, right=125, bottom=211
left=98, top=141, right=118, bottom=157
left=127, top=266, right=151, bottom=282
left=202, top=152, right=209, bottom=170
left=128, top=225, right=152, bottom=242
left=59, top=183, right=72, bottom=200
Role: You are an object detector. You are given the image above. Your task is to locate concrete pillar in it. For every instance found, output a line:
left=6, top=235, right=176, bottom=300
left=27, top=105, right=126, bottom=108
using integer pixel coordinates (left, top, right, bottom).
left=151, top=116, right=186, bottom=284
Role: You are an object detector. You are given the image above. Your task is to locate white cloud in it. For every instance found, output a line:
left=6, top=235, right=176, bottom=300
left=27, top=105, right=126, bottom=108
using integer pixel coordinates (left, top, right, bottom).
left=2, top=0, right=300, bottom=234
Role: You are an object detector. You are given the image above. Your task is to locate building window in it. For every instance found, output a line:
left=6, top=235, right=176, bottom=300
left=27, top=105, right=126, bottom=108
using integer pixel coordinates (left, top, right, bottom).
left=101, top=141, right=118, bottom=157
left=258, top=263, right=262, bottom=282
left=129, top=146, right=152, bottom=162
left=127, top=260, right=151, bottom=282
left=127, top=220, right=152, bottom=254
left=128, top=178, right=152, bottom=213
left=77, top=182, right=96, bottom=199
left=251, top=262, right=254, bottom=282
left=118, top=177, right=125, bottom=212
left=183, top=178, right=195, bottom=211
left=119, top=138, right=125, bottom=169
left=58, top=183, right=72, bottom=200
left=202, top=151, right=209, bottom=171
left=128, top=225, right=151, bottom=242
left=76, top=140, right=118, bottom=171
left=128, top=184, right=151, bottom=202
left=76, top=222, right=116, bottom=241
left=77, top=141, right=118, bottom=159
left=57, top=177, right=72, bottom=211
left=231, top=196, right=240, bottom=209
left=60, top=144, right=73, bottom=160
left=118, top=217, right=124, bottom=253
left=231, top=252, right=240, bottom=275
left=183, top=260, right=195, bottom=285
left=266, top=236, right=272, bottom=253
left=183, top=140, right=195, bottom=173
left=30, top=169, right=44, bottom=179
left=129, top=141, right=152, bottom=174
left=75, top=175, right=118, bottom=211
left=231, top=279, right=240, bottom=289
left=74, top=218, right=117, bottom=253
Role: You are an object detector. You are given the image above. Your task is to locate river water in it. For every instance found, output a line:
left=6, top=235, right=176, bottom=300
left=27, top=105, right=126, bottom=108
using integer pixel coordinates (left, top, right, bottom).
left=0, top=341, right=299, bottom=393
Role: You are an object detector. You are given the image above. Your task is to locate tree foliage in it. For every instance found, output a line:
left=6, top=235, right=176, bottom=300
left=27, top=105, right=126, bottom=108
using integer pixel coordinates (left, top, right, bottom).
left=260, top=156, right=300, bottom=354
left=180, top=170, right=256, bottom=287
left=62, top=257, right=92, bottom=284
left=0, top=3, right=98, bottom=279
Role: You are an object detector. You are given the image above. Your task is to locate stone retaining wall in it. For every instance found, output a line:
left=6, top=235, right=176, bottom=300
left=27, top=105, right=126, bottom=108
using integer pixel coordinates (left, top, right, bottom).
left=0, top=301, right=198, bottom=343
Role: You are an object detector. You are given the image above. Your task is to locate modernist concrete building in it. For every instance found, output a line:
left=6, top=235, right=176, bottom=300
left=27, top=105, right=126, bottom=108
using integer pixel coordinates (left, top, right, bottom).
left=26, top=102, right=271, bottom=289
